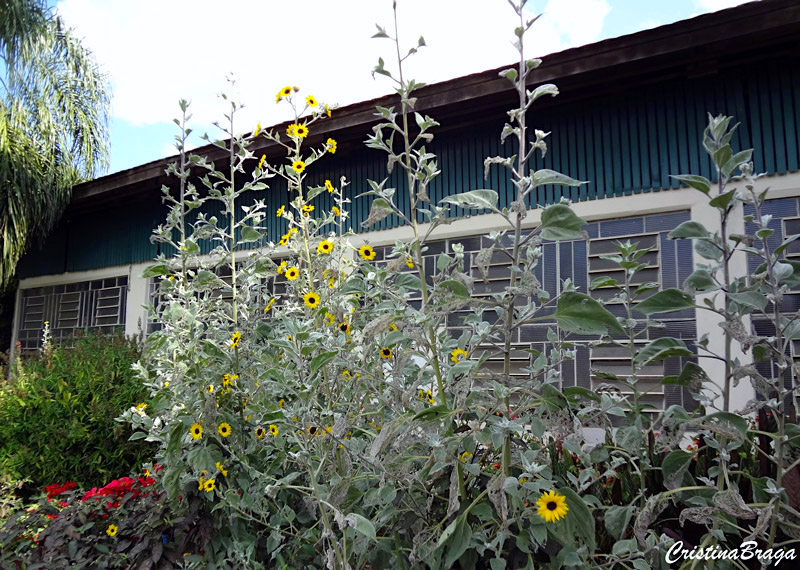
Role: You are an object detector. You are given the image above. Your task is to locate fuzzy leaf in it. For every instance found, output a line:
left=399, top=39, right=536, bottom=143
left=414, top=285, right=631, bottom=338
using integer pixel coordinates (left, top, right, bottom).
left=634, top=338, right=693, bottom=366
left=669, top=221, right=712, bottom=239
left=671, top=174, right=711, bottom=194
left=349, top=513, right=376, bottom=541
left=439, top=279, right=470, bottom=299
left=634, top=289, right=694, bottom=315
left=311, top=351, right=338, bottom=374
left=662, top=450, right=693, bottom=490
left=532, top=169, right=586, bottom=189
left=553, top=292, right=625, bottom=336
left=539, top=203, right=587, bottom=241
left=240, top=226, right=262, bottom=242
left=440, top=189, right=498, bottom=211
left=142, top=264, right=169, bottom=278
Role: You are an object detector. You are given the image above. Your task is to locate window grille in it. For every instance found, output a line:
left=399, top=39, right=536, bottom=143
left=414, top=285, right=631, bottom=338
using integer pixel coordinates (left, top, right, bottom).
left=17, top=276, right=128, bottom=351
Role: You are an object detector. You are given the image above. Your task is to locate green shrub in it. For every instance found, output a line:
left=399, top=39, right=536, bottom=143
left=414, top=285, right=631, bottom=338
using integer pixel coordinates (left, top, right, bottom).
left=0, top=331, right=155, bottom=489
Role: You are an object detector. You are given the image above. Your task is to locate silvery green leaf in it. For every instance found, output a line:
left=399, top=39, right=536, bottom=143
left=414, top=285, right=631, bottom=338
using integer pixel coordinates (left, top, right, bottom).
left=528, top=83, right=559, bottom=103
left=532, top=169, right=586, bottom=188
left=499, top=68, right=517, bottom=83
left=539, top=203, right=586, bottom=241
left=240, top=226, right=262, bottom=242
left=440, top=189, right=498, bottom=211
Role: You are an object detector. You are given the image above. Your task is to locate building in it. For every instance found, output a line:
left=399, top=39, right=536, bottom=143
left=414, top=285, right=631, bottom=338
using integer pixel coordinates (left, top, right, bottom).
left=10, top=0, right=800, bottom=412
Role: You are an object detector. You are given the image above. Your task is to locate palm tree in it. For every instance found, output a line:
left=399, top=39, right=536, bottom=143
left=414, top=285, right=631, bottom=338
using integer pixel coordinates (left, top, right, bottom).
left=0, top=0, right=110, bottom=286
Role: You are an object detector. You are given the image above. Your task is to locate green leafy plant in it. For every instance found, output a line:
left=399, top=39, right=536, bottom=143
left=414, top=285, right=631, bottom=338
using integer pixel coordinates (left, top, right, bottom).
left=0, top=330, right=154, bottom=489
left=4, top=1, right=793, bottom=568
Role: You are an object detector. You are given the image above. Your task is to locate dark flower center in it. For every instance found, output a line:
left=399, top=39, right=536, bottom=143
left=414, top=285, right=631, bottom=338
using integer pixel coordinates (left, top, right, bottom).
left=547, top=501, right=557, bottom=511
left=310, top=427, right=317, bottom=434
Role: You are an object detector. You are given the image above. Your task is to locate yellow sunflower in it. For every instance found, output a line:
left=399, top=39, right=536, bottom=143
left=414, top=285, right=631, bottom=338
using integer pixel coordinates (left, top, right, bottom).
left=279, top=234, right=290, bottom=246
left=269, top=424, right=279, bottom=436
left=328, top=277, right=336, bottom=289
left=288, top=123, right=309, bottom=138
left=255, top=426, right=265, bottom=440
left=405, top=257, right=414, bottom=269
left=324, top=312, right=335, bottom=325
left=204, top=479, right=216, bottom=493
left=258, top=154, right=266, bottom=169
left=277, top=260, right=287, bottom=274
left=317, top=240, right=333, bottom=254
left=207, top=384, right=214, bottom=394
left=338, top=322, right=351, bottom=335
left=276, top=85, right=293, bottom=103
left=264, top=298, right=276, bottom=312
left=218, top=423, right=232, bottom=438
left=326, top=138, right=337, bottom=154
left=450, top=348, right=468, bottom=363
left=253, top=123, right=261, bottom=137
left=358, top=245, right=376, bottom=261
left=231, top=331, right=241, bottom=348
left=332, top=206, right=340, bottom=217
left=216, top=462, right=228, bottom=477
left=306, top=95, right=318, bottom=107
left=303, top=291, right=321, bottom=309
left=291, top=160, right=306, bottom=173
left=285, top=267, right=300, bottom=280
left=325, top=104, right=331, bottom=117
left=325, top=179, right=334, bottom=193
left=106, top=523, right=118, bottom=537
left=380, top=347, right=393, bottom=359
left=276, top=205, right=285, bottom=217
left=389, top=323, right=398, bottom=331
left=536, top=490, right=569, bottom=523
left=307, top=425, right=319, bottom=437
left=190, top=423, right=203, bottom=440
left=302, top=204, right=314, bottom=216
left=460, top=451, right=473, bottom=463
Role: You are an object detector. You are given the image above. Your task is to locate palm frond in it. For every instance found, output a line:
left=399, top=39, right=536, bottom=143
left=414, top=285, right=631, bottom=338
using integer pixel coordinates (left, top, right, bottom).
left=0, top=0, right=110, bottom=285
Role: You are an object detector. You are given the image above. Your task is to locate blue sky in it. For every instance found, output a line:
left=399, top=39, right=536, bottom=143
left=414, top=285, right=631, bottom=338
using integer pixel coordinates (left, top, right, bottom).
left=52, top=0, right=750, bottom=176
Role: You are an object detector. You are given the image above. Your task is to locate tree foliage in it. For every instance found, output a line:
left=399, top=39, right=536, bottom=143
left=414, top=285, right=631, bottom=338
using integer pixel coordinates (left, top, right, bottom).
left=0, top=0, right=110, bottom=285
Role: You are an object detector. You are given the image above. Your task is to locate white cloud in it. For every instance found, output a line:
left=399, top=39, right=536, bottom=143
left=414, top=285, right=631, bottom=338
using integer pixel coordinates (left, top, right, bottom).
left=55, top=0, right=612, bottom=134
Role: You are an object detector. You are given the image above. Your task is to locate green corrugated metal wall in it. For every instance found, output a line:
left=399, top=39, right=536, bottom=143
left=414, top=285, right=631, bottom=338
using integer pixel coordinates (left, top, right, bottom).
left=16, top=59, right=800, bottom=278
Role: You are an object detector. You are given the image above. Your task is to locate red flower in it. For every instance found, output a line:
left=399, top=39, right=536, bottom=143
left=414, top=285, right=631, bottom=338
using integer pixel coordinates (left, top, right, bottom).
left=44, top=481, right=76, bottom=500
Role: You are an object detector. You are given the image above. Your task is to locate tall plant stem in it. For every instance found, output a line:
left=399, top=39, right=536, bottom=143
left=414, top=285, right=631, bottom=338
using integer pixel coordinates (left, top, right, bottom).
left=391, top=2, right=446, bottom=406
left=229, top=110, right=238, bottom=329
left=501, top=3, right=528, bottom=477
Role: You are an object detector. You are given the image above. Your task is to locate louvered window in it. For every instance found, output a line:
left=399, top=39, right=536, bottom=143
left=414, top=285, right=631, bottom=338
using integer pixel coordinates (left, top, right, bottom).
left=748, top=212, right=800, bottom=403
left=372, top=211, right=698, bottom=412
left=17, top=276, right=128, bottom=351
left=147, top=259, right=283, bottom=334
